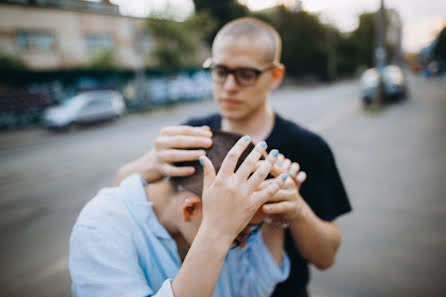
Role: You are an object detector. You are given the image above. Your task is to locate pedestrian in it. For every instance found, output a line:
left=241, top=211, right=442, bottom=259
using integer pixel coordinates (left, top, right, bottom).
left=70, top=131, right=291, bottom=297
left=115, top=17, right=352, bottom=297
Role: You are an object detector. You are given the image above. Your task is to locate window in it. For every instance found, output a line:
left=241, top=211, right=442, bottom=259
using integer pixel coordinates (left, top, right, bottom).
left=84, top=34, right=114, bottom=52
left=15, top=31, right=54, bottom=52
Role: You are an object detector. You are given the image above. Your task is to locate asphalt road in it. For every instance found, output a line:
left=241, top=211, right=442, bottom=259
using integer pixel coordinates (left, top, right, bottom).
left=0, top=74, right=444, bottom=297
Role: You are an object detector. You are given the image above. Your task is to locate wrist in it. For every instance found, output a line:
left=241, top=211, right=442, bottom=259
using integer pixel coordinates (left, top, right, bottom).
left=198, top=220, right=234, bottom=251
left=288, top=201, right=309, bottom=224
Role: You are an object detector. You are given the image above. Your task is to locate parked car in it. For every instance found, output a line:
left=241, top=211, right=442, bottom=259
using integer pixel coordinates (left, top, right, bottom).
left=360, top=65, right=408, bottom=104
left=43, top=90, right=125, bottom=129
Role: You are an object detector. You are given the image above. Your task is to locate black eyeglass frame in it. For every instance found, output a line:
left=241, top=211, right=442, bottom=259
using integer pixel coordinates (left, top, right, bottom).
left=202, top=57, right=281, bottom=87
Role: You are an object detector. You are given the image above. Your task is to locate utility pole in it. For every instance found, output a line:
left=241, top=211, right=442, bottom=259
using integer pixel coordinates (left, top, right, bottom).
left=374, top=0, right=386, bottom=105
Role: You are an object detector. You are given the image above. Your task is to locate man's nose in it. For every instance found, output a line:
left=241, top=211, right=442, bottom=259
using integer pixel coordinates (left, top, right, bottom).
left=223, top=73, right=238, bottom=90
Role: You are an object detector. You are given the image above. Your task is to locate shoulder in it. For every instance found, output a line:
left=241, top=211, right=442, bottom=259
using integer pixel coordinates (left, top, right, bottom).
left=72, top=174, right=146, bottom=236
left=274, top=113, right=332, bottom=158
left=182, top=113, right=221, bottom=128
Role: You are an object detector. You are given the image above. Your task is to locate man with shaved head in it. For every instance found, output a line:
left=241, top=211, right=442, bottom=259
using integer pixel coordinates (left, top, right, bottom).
left=116, top=17, right=351, bottom=297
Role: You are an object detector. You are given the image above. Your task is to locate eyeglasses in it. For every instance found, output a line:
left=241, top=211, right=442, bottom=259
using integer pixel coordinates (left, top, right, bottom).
left=202, top=57, right=280, bottom=87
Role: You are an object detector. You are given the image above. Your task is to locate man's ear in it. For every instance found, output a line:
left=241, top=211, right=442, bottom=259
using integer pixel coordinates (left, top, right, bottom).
left=271, top=64, right=285, bottom=90
left=181, top=196, right=202, bottom=221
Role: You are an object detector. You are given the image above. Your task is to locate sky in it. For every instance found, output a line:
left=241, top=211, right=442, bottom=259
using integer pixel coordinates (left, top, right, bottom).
left=107, top=0, right=446, bottom=53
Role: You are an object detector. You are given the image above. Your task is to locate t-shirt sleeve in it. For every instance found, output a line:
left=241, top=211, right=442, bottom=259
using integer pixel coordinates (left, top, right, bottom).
left=300, top=135, right=351, bottom=221
left=70, top=225, right=174, bottom=297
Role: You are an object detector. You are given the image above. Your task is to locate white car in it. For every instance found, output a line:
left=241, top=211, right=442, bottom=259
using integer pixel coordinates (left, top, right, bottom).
left=43, top=90, right=125, bottom=129
left=360, top=65, right=408, bottom=104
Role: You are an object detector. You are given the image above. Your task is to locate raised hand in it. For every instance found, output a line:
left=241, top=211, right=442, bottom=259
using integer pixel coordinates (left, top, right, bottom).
left=199, top=136, right=287, bottom=245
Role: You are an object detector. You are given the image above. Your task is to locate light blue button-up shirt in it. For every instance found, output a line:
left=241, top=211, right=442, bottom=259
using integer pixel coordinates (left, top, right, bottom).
left=70, top=174, right=290, bottom=297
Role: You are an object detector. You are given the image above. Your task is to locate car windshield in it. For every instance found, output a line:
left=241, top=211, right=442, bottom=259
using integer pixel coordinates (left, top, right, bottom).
left=361, top=68, right=379, bottom=86
left=384, top=66, right=403, bottom=84
left=60, top=94, right=88, bottom=110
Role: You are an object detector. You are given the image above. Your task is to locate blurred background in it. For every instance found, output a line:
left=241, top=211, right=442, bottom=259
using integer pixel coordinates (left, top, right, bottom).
left=0, top=0, right=445, bottom=296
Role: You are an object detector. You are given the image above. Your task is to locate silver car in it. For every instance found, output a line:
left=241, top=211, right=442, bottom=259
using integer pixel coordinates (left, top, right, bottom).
left=360, top=65, right=408, bottom=105
left=43, top=90, right=125, bottom=129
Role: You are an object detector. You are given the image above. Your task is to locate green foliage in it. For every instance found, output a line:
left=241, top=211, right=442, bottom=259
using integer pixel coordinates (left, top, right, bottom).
left=253, top=6, right=332, bottom=79
left=433, top=26, right=446, bottom=60
left=193, top=0, right=249, bottom=44
left=0, top=52, right=28, bottom=71
left=85, top=49, right=119, bottom=71
left=146, top=13, right=217, bottom=69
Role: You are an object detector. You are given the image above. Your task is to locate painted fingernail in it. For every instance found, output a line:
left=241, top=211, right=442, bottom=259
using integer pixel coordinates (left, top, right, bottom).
left=276, top=162, right=281, bottom=167
left=289, top=171, right=294, bottom=176
left=199, top=157, right=204, bottom=166
left=282, top=174, right=288, bottom=180
left=260, top=141, right=267, bottom=148
left=243, top=135, right=250, bottom=142
left=272, top=149, right=279, bottom=157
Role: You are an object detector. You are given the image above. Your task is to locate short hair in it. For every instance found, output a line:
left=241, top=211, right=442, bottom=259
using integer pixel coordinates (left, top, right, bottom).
left=213, top=17, right=282, bottom=64
left=171, top=130, right=256, bottom=197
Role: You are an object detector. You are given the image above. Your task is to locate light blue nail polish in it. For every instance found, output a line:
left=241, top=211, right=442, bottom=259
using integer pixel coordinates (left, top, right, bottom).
left=276, top=162, right=281, bottom=167
left=272, top=149, right=279, bottom=157
left=199, top=157, right=204, bottom=166
left=243, top=135, right=250, bottom=142
left=260, top=141, right=267, bottom=148
left=288, top=171, right=294, bottom=176
left=282, top=174, right=288, bottom=180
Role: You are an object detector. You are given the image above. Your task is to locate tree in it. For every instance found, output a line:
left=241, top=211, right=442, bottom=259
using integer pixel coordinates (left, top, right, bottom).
left=146, top=12, right=217, bottom=69
left=433, top=26, right=446, bottom=60
left=85, top=49, right=119, bottom=71
left=0, top=52, right=28, bottom=71
left=192, top=0, right=249, bottom=44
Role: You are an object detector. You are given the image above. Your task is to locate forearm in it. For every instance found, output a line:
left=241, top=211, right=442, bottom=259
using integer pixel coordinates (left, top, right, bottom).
left=114, top=151, right=162, bottom=186
left=172, top=226, right=232, bottom=297
left=289, top=201, right=341, bottom=270
left=261, top=224, right=284, bottom=266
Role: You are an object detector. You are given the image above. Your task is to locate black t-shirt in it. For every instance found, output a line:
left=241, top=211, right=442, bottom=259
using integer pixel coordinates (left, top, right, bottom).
left=184, top=112, right=351, bottom=297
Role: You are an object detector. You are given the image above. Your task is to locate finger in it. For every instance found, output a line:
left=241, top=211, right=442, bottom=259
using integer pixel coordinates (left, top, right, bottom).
left=262, top=201, right=295, bottom=214
left=276, top=153, right=285, bottom=167
left=294, top=171, right=307, bottom=189
left=161, top=164, right=195, bottom=177
left=264, top=188, right=296, bottom=203
left=281, top=158, right=292, bottom=172
left=160, top=125, right=213, bottom=137
left=200, top=156, right=216, bottom=191
left=158, top=149, right=206, bottom=163
left=252, top=174, right=288, bottom=207
left=235, top=141, right=268, bottom=180
left=288, top=162, right=300, bottom=177
left=155, top=135, right=212, bottom=150
left=256, top=179, right=275, bottom=191
left=248, top=149, right=280, bottom=188
left=218, top=135, right=252, bottom=177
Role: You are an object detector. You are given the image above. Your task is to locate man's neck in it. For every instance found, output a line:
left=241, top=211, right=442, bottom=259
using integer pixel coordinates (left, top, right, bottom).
left=221, top=104, right=275, bottom=143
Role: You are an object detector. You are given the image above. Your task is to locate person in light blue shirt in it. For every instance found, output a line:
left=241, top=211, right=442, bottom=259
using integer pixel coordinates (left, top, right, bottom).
left=70, top=131, right=291, bottom=297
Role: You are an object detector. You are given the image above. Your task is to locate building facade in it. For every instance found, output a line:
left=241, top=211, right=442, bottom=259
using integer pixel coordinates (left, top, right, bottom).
left=0, top=0, right=150, bottom=70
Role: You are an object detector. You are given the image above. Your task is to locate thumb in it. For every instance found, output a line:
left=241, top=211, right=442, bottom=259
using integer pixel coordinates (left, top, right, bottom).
left=200, top=156, right=216, bottom=191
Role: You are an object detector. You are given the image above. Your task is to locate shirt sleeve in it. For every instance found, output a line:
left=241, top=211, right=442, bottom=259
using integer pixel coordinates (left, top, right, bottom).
left=233, top=232, right=290, bottom=297
left=70, top=225, right=175, bottom=297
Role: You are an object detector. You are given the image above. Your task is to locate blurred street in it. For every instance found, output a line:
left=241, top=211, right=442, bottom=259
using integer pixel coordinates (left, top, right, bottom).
left=0, top=73, right=445, bottom=297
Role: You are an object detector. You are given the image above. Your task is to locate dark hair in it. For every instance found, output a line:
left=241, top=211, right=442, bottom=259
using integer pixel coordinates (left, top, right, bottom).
left=171, top=130, right=256, bottom=197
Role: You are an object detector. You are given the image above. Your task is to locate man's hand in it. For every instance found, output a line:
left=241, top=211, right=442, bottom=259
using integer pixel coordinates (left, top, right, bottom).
left=258, top=155, right=307, bottom=221
left=114, top=125, right=212, bottom=185
left=199, top=137, right=287, bottom=245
